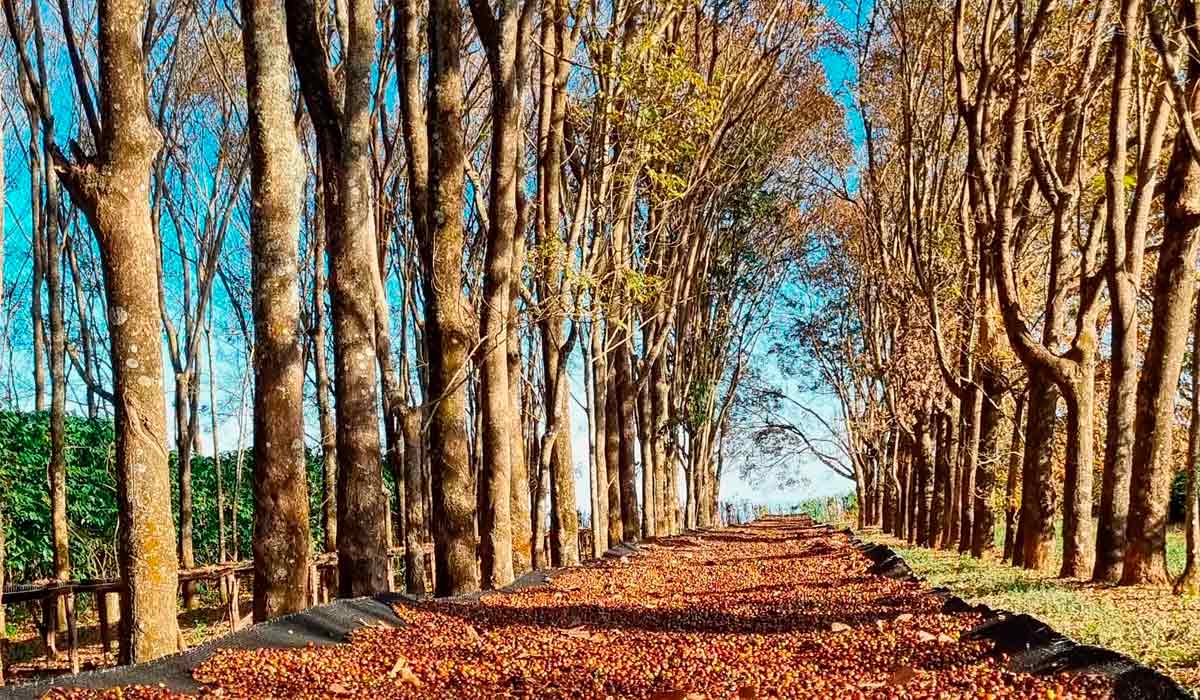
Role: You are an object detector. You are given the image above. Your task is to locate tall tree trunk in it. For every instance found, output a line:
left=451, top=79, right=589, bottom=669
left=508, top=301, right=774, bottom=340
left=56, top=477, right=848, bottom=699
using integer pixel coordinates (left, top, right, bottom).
left=46, top=155, right=70, bottom=629
left=331, top=0, right=389, bottom=598
left=972, top=367, right=1003, bottom=558
left=615, top=341, right=641, bottom=540
left=176, top=378, right=197, bottom=608
left=590, top=330, right=611, bottom=552
left=1003, top=391, right=1026, bottom=562
left=243, top=0, right=312, bottom=620
left=604, top=350, right=623, bottom=544
left=958, top=385, right=981, bottom=552
left=470, top=0, right=528, bottom=588
left=1177, top=303, right=1200, bottom=595
left=1060, top=356, right=1097, bottom=578
left=427, top=0, right=480, bottom=594
left=402, top=407, right=428, bottom=595
left=933, top=407, right=954, bottom=547
left=916, top=405, right=934, bottom=546
left=638, top=383, right=656, bottom=538
left=1096, top=0, right=1170, bottom=584
left=1018, top=373, right=1058, bottom=568
left=288, top=0, right=388, bottom=597
left=508, top=267, right=532, bottom=573
left=896, top=444, right=908, bottom=538
left=1123, top=84, right=1200, bottom=584
left=651, top=363, right=671, bottom=535
left=312, top=173, right=338, bottom=558
left=51, top=0, right=181, bottom=661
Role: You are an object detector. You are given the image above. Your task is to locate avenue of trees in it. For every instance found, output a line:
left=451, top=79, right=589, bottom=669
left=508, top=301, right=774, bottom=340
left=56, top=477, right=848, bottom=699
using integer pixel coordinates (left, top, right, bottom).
left=0, top=0, right=840, bottom=666
left=804, top=0, right=1200, bottom=595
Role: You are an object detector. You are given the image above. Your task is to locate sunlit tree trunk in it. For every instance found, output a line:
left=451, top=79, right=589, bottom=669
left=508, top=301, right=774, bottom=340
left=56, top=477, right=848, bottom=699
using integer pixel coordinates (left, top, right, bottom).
left=243, top=0, right=311, bottom=620
left=51, top=0, right=181, bottom=661
left=1124, top=65, right=1200, bottom=584
left=1177, top=305, right=1200, bottom=595
left=427, top=0, right=480, bottom=594
left=288, top=0, right=389, bottom=597
left=402, top=407, right=428, bottom=595
left=1003, top=391, right=1026, bottom=562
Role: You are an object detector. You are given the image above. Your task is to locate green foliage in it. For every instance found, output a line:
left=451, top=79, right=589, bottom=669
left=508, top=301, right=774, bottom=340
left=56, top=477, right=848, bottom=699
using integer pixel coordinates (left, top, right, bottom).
left=1171, top=469, right=1190, bottom=524
left=788, top=493, right=856, bottom=522
left=1, top=411, right=343, bottom=585
left=0, top=411, right=118, bottom=582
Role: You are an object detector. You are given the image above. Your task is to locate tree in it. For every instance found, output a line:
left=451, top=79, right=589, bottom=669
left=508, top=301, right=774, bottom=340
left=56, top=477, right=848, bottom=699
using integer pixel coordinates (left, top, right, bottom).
left=469, top=0, right=534, bottom=589
left=49, top=0, right=181, bottom=663
left=242, top=0, right=312, bottom=620
left=287, top=0, right=389, bottom=597
left=426, top=0, right=482, bottom=595
left=1122, top=2, right=1200, bottom=584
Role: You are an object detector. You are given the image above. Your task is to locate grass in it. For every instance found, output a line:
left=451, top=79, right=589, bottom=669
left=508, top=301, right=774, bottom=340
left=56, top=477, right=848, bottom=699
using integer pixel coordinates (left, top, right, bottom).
left=866, top=527, right=1200, bottom=694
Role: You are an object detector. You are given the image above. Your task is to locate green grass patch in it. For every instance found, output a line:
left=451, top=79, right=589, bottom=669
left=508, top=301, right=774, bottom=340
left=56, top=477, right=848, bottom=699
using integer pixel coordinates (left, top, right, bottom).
left=868, top=529, right=1200, bottom=695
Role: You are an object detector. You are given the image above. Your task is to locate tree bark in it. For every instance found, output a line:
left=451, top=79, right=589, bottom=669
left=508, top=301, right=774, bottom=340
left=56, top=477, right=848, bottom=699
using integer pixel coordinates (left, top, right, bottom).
left=958, top=385, right=981, bottom=552
left=1003, top=391, right=1026, bottom=562
left=287, top=0, right=388, bottom=598
left=587, top=324, right=607, bottom=554
left=1097, top=11, right=1171, bottom=583
left=243, top=0, right=312, bottom=620
left=972, top=367, right=1003, bottom=559
left=51, top=0, right=181, bottom=662
left=311, top=172, right=338, bottom=557
left=469, top=0, right=529, bottom=588
left=1123, top=85, right=1200, bottom=584
left=1177, top=303, right=1200, bottom=595
left=615, top=341, right=641, bottom=540
left=402, top=407, right=428, bottom=595
left=916, top=404, right=935, bottom=546
left=605, top=366, right=623, bottom=544
left=426, top=0, right=480, bottom=595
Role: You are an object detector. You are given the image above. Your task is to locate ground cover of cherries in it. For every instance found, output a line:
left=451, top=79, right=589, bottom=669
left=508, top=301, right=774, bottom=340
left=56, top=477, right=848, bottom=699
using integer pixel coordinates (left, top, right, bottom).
left=48, top=520, right=1114, bottom=699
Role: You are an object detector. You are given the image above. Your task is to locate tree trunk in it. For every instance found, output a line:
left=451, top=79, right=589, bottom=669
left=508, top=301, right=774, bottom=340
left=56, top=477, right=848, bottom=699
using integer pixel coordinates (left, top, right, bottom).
left=427, top=0, right=480, bottom=594
left=605, top=360, right=623, bottom=544
left=508, top=272, right=532, bottom=574
left=46, top=158, right=70, bottom=629
left=402, top=407, right=428, bottom=595
left=1061, top=358, right=1097, bottom=578
left=312, top=172, right=338, bottom=557
left=651, top=364, right=672, bottom=535
left=176, top=378, right=197, bottom=609
left=958, top=384, right=981, bottom=552
left=972, top=368, right=1003, bottom=558
left=1019, top=373, right=1058, bottom=569
left=615, top=342, right=641, bottom=540
left=1124, top=106, right=1200, bottom=585
left=1096, top=0, right=1169, bottom=585
left=243, top=0, right=312, bottom=620
left=1003, top=391, right=1026, bottom=562
left=638, top=383, right=656, bottom=538
left=895, top=445, right=908, bottom=538
left=916, top=406, right=934, bottom=546
left=51, top=0, right=181, bottom=661
left=544, top=342, right=580, bottom=565
left=587, top=324, right=608, bottom=554
left=931, top=408, right=950, bottom=549
left=471, top=0, right=527, bottom=590
left=1176, top=303, right=1200, bottom=595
